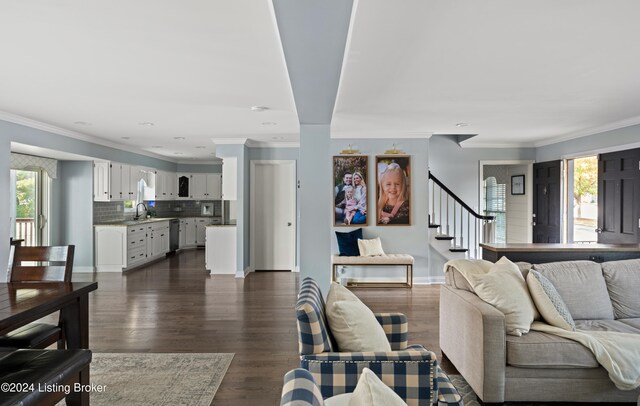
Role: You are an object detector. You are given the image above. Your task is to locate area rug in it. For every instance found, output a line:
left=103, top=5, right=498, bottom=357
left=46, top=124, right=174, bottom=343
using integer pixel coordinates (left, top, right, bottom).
left=57, top=352, right=233, bottom=406
left=449, top=374, right=636, bottom=406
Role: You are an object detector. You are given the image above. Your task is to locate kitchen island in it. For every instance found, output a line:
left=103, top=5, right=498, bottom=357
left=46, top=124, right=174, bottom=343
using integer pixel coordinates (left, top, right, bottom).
left=480, top=242, right=640, bottom=263
left=205, top=225, right=237, bottom=275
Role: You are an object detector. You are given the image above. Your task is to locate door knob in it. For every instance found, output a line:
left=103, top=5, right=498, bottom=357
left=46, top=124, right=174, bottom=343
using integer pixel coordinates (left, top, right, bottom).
left=595, top=228, right=602, bottom=233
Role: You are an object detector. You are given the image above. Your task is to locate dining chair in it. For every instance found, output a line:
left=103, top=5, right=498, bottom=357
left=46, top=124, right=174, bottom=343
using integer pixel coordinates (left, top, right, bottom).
left=0, top=245, right=75, bottom=349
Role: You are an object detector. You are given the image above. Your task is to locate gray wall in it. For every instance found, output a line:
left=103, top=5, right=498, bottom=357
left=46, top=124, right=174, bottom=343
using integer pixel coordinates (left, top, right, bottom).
left=176, top=163, right=222, bottom=173
left=537, top=126, right=640, bottom=162
left=429, top=136, right=536, bottom=211
left=330, top=138, right=433, bottom=281
left=57, top=161, right=94, bottom=270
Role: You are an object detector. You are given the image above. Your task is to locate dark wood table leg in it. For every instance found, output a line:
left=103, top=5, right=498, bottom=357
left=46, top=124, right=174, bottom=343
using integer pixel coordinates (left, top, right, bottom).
left=61, top=294, right=89, bottom=349
left=66, top=365, right=90, bottom=406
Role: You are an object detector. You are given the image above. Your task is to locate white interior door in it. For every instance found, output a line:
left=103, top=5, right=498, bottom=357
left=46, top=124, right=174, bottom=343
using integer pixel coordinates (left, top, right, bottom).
left=252, top=161, right=296, bottom=271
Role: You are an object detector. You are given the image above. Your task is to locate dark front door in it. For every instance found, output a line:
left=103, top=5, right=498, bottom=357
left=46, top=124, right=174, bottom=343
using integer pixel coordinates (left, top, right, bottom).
left=597, top=148, right=640, bottom=244
left=533, top=160, right=562, bottom=243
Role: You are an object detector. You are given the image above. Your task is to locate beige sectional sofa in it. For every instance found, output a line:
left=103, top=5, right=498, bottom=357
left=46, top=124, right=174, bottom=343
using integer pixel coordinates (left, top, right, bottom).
left=440, top=258, right=640, bottom=403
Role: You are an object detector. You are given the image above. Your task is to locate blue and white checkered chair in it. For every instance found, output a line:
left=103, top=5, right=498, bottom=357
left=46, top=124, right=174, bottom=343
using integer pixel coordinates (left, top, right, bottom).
left=295, top=277, right=462, bottom=406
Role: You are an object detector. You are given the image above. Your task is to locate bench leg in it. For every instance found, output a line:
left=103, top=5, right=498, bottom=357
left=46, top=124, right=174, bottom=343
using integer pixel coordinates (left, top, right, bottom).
left=65, top=365, right=90, bottom=406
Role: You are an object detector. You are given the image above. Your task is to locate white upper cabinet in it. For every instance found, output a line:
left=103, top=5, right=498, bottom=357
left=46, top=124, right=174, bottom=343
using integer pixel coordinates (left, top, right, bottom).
left=93, top=162, right=110, bottom=201
left=206, top=174, right=222, bottom=200
left=191, top=173, right=207, bottom=199
left=222, top=157, right=237, bottom=200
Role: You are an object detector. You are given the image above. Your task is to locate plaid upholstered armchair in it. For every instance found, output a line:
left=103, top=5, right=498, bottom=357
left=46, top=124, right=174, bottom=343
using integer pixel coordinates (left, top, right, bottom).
left=295, top=277, right=462, bottom=406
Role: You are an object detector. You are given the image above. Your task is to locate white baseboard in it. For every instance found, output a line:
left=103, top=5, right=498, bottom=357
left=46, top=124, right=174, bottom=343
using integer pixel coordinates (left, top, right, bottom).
left=236, top=266, right=253, bottom=278
left=74, top=266, right=96, bottom=273
left=413, top=276, right=445, bottom=285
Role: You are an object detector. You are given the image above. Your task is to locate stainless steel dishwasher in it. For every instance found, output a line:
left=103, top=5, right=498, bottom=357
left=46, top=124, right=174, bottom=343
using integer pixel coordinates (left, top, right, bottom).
left=169, top=219, right=180, bottom=252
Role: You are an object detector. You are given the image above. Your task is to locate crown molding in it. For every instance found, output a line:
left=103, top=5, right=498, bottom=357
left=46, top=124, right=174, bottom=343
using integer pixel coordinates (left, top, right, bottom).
left=533, top=115, right=640, bottom=148
left=175, top=159, right=222, bottom=165
left=245, top=140, right=299, bottom=148
left=0, top=110, right=178, bottom=162
left=330, top=131, right=432, bottom=139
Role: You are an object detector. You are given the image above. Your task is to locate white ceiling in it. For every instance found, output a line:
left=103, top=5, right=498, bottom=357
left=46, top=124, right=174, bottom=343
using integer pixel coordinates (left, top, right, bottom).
left=334, top=0, right=640, bottom=146
left=0, top=0, right=299, bottom=160
left=2, top=1, right=640, bottom=160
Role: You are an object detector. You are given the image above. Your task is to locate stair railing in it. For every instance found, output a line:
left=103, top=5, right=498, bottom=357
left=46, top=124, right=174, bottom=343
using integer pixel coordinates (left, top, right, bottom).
left=428, top=171, right=495, bottom=259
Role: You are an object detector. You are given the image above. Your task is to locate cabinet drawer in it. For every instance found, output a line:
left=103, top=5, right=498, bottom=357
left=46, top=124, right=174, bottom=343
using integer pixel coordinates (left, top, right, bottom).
left=128, top=235, right=146, bottom=250
left=127, top=246, right=147, bottom=264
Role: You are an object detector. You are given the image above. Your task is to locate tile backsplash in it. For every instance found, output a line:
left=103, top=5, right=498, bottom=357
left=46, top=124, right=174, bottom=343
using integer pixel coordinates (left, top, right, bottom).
left=93, top=200, right=222, bottom=223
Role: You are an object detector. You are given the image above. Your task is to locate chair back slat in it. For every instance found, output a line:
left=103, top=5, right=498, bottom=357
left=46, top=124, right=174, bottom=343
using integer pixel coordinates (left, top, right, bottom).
left=9, top=245, right=75, bottom=282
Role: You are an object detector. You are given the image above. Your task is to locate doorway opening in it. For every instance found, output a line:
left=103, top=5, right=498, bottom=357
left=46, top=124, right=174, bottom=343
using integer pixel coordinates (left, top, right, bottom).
left=10, top=169, right=50, bottom=246
left=566, top=156, right=598, bottom=243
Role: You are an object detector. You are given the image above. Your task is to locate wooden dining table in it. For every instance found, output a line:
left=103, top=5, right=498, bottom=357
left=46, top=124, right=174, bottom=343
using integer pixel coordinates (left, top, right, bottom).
left=0, top=281, right=98, bottom=349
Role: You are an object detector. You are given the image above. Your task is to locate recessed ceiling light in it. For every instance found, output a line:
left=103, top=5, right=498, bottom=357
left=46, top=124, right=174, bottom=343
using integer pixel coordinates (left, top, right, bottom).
left=173, top=136, right=185, bottom=140
left=251, top=106, right=269, bottom=112
left=195, top=146, right=206, bottom=149
left=261, top=122, right=277, bottom=126
left=138, top=122, right=154, bottom=126
left=150, top=146, right=163, bottom=149
left=455, top=123, right=469, bottom=127
left=73, top=121, right=91, bottom=126
left=121, top=137, right=131, bottom=140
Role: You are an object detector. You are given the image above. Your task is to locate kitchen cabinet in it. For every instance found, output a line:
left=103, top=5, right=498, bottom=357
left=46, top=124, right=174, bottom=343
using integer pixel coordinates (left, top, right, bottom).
left=222, top=157, right=237, bottom=200
left=94, top=220, right=170, bottom=272
left=206, top=226, right=237, bottom=274
left=93, top=162, right=110, bottom=201
left=179, top=219, right=187, bottom=248
left=155, top=170, right=176, bottom=201
left=196, top=218, right=213, bottom=245
left=184, top=218, right=197, bottom=246
left=191, top=174, right=222, bottom=200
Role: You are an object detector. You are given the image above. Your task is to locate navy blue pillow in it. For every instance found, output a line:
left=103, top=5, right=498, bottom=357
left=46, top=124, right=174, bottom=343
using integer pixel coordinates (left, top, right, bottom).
left=335, top=228, right=363, bottom=256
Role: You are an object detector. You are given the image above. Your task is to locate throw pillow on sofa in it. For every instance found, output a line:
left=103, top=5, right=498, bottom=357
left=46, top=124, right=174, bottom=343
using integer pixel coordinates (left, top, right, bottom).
left=326, top=283, right=391, bottom=352
left=527, top=270, right=576, bottom=331
left=466, top=257, right=537, bottom=336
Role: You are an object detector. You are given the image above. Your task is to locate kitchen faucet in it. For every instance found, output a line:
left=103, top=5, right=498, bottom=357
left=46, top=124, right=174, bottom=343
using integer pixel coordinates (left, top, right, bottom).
left=134, top=203, right=148, bottom=220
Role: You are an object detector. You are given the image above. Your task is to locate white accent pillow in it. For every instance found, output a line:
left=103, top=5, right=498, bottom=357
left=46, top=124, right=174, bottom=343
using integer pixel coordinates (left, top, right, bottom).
left=326, top=283, right=391, bottom=352
left=527, top=270, right=576, bottom=331
left=357, top=238, right=385, bottom=257
left=466, top=257, right=536, bottom=336
left=323, top=368, right=407, bottom=406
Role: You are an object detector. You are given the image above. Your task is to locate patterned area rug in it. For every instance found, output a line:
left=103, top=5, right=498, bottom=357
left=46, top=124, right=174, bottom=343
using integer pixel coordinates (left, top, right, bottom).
left=449, top=374, right=637, bottom=406
left=57, top=353, right=233, bottom=406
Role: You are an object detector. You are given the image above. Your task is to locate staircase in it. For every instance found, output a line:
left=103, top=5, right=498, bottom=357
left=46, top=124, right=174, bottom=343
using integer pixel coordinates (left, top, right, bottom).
left=428, top=171, right=495, bottom=260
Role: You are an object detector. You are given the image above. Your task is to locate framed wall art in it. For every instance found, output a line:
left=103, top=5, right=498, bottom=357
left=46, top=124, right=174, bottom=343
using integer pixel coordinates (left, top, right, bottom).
left=333, top=155, right=368, bottom=226
left=376, top=155, right=411, bottom=226
left=511, top=174, right=525, bottom=195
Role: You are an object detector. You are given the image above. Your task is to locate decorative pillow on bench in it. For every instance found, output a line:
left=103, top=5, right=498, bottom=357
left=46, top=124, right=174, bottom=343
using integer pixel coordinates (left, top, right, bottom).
left=336, top=228, right=363, bottom=256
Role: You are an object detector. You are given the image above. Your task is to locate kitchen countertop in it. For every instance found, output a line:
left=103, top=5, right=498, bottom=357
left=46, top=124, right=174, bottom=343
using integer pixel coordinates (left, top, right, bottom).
left=94, top=217, right=178, bottom=227
left=206, top=224, right=236, bottom=228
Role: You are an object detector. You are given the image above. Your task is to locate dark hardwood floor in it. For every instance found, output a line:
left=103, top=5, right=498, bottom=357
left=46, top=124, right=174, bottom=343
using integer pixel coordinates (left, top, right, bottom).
left=70, top=249, right=448, bottom=405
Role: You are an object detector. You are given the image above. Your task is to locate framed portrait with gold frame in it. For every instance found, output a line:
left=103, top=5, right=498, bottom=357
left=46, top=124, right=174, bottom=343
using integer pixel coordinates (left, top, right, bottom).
left=333, top=155, right=368, bottom=226
left=375, top=155, right=411, bottom=226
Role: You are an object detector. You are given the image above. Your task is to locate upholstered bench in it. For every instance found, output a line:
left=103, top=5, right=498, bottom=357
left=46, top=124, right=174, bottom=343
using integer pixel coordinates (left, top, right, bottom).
left=332, top=254, right=414, bottom=288
left=0, top=349, right=92, bottom=406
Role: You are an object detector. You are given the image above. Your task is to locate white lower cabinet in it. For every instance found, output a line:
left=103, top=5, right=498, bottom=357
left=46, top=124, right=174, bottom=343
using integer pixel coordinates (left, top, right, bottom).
left=95, top=220, right=170, bottom=272
left=179, top=217, right=212, bottom=247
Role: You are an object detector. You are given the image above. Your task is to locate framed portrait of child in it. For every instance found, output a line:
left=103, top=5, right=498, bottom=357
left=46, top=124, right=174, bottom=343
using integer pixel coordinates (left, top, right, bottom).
left=375, top=155, right=411, bottom=226
left=333, top=155, right=368, bottom=226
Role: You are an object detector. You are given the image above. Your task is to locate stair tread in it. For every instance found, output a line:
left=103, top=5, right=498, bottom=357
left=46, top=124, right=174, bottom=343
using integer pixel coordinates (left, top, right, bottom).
left=449, top=247, right=468, bottom=252
left=434, top=235, right=454, bottom=240
left=428, top=223, right=440, bottom=228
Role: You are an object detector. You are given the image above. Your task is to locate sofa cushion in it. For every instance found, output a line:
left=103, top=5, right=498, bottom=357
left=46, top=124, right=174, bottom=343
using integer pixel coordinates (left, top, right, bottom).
left=618, top=318, right=640, bottom=331
left=506, top=330, right=599, bottom=368
left=443, top=259, right=492, bottom=292
left=601, top=259, right=640, bottom=319
left=532, top=261, right=614, bottom=320
left=574, top=319, right=640, bottom=334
